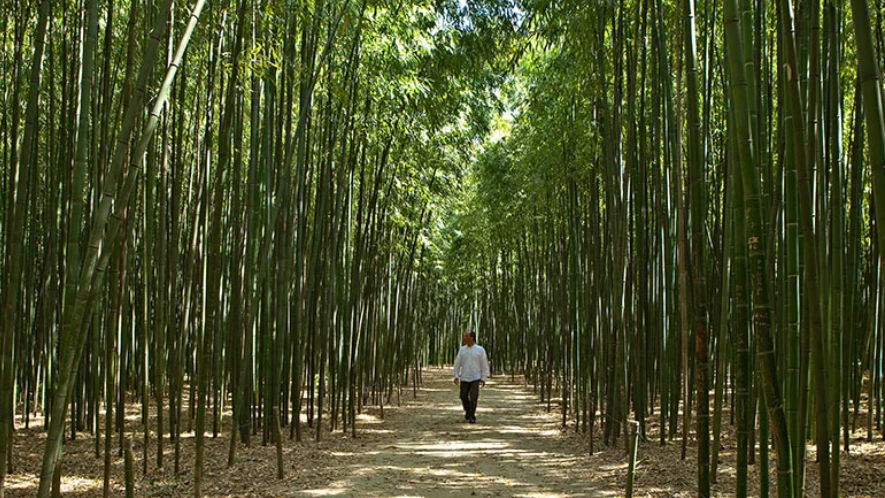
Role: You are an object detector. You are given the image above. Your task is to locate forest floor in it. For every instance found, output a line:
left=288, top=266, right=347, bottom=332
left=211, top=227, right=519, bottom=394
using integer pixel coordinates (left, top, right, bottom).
left=5, top=367, right=885, bottom=497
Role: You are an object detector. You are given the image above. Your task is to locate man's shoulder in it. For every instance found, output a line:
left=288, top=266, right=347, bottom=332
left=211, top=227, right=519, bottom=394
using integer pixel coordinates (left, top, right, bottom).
left=475, top=345, right=487, bottom=353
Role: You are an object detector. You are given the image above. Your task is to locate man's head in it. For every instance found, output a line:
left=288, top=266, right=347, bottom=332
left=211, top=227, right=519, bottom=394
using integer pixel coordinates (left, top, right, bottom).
left=463, top=330, right=476, bottom=346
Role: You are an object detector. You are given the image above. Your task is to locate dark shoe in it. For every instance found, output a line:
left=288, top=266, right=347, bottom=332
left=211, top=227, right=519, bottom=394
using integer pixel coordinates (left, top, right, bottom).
left=468, top=417, right=476, bottom=424
left=465, top=414, right=470, bottom=421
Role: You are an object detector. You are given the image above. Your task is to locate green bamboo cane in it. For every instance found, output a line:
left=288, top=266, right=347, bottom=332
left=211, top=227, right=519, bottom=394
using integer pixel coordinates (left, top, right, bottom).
left=102, top=216, right=124, bottom=498
left=238, top=4, right=262, bottom=446
left=684, top=0, right=710, bottom=492
left=826, top=3, right=844, bottom=492
left=776, top=0, right=835, bottom=493
left=98, top=0, right=118, bottom=475
left=723, top=0, right=795, bottom=495
left=711, top=134, right=734, bottom=482
left=776, top=4, right=803, bottom=492
left=36, top=1, right=205, bottom=495
left=154, top=22, right=172, bottom=468
left=201, top=7, right=239, bottom=487
left=845, top=85, right=864, bottom=451
left=730, top=98, right=752, bottom=498
left=654, top=0, right=685, bottom=443
left=781, top=21, right=803, bottom=494
left=0, top=1, right=49, bottom=494
left=65, top=0, right=99, bottom=341
left=226, top=0, right=249, bottom=466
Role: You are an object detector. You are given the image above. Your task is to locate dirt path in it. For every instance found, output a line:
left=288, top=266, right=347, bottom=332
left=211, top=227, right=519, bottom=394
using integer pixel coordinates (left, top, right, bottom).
left=296, top=367, right=609, bottom=497
left=7, top=368, right=620, bottom=497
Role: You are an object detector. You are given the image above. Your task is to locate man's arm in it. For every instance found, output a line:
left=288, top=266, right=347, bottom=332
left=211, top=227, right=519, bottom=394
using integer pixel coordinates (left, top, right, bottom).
left=479, top=348, right=490, bottom=386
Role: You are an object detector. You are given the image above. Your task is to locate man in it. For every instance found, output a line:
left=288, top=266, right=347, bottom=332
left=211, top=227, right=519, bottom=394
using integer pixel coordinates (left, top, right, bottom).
left=453, top=330, right=490, bottom=424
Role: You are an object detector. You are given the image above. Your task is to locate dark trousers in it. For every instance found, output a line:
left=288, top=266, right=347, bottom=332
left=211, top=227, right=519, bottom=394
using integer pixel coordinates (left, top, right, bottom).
left=459, top=380, right=481, bottom=419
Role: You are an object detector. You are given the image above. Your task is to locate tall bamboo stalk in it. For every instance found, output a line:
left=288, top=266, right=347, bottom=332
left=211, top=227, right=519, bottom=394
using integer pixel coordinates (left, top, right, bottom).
left=36, top=1, right=205, bottom=494
left=0, top=1, right=50, bottom=494
left=724, top=0, right=794, bottom=495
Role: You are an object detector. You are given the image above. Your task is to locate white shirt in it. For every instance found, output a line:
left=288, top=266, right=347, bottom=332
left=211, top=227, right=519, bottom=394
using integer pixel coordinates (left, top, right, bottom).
left=453, top=344, right=490, bottom=383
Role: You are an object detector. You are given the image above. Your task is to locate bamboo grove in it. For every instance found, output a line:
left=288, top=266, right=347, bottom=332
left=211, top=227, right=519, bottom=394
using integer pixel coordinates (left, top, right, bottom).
left=441, top=0, right=885, bottom=498
left=0, top=0, right=517, bottom=496
left=3, top=0, right=885, bottom=497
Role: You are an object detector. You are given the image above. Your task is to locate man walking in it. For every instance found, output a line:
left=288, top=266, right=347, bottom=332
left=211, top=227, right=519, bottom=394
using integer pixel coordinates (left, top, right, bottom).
left=453, top=330, right=490, bottom=424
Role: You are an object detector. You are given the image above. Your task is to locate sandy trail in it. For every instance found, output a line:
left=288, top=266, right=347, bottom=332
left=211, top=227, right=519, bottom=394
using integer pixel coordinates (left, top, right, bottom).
left=298, top=367, right=608, bottom=497
left=5, top=367, right=618, bottom=497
